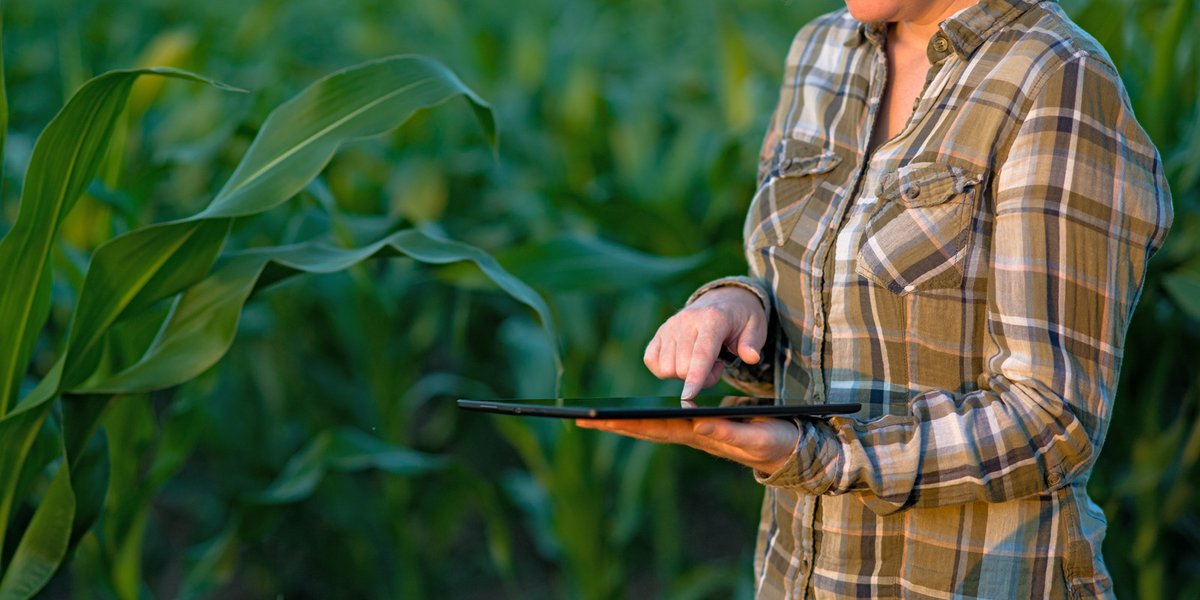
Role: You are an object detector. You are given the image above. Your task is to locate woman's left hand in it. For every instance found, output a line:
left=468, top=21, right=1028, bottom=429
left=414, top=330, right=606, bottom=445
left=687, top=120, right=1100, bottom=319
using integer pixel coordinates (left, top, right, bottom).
left=575, top=416, right=800, bottom=474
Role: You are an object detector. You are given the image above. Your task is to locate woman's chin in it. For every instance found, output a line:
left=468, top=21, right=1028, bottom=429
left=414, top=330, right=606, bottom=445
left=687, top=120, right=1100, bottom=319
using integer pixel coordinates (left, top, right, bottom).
left=843, top=1, right=901, bottom=23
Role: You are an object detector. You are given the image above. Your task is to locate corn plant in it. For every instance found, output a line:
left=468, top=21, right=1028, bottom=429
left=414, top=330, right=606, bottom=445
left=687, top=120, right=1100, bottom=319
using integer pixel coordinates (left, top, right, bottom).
left=0, top=52, right=566, bottom=598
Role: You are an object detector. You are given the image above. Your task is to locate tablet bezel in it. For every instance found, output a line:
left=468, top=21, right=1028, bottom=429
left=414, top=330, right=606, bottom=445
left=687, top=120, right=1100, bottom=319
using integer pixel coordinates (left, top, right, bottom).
left=456, top=396, right=861, bottom=419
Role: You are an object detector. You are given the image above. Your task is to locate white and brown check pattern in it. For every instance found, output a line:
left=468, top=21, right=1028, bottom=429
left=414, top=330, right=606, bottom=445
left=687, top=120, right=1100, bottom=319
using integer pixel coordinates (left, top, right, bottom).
left=692, top=1, right=1172, bottom=597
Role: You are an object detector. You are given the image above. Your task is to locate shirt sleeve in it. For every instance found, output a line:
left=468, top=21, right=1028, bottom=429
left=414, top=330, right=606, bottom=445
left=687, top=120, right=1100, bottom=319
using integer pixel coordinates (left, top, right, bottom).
left=756, top=54, right=1173, bottom=514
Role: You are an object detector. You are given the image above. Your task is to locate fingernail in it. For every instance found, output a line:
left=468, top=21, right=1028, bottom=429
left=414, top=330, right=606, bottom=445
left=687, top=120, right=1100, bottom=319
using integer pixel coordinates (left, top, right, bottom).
left=681, top=382, right=698, bottom=400
left=745, top=348, right=760, bottom=364
left=694, top=421, right=715, bottom=435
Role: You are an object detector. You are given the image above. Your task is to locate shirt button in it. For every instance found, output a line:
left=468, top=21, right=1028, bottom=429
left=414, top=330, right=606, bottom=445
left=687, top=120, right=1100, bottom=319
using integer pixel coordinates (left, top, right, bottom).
left=933, top=35, right=950, bottom=53
left=1047, top=469, right=1062, bottom=487
left=902, top=183, right=921, bottom=199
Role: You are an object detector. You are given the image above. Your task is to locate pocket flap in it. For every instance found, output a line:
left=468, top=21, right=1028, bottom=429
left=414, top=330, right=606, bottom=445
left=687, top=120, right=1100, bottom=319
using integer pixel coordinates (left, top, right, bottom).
left=768, top=138, right=841, bottom=179
left=857, top=162, right=985, bottom=295
left=877, top=162, right=983, bottom=208
left=747, top=139, right=841, bottom=250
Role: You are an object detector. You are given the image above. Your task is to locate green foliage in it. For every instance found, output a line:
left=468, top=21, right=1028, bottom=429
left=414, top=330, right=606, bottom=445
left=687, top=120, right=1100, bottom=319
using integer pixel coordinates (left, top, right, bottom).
left=0, top=0, right=1197, bottom=598
left=0, top=50, right=513, bottom=597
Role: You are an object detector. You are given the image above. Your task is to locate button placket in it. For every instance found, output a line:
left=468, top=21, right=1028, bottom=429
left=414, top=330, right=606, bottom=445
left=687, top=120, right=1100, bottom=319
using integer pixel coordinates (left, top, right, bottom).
left=896, top=47, right=962, bottom=154
left=881, top=35, right=958, bottom=156
left=810, top=38, right=887, bottom=403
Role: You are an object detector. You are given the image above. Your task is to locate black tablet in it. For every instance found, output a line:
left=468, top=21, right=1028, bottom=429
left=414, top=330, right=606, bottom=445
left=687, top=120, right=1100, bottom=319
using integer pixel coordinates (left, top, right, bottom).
left=456, top=396, right=861, bottom=419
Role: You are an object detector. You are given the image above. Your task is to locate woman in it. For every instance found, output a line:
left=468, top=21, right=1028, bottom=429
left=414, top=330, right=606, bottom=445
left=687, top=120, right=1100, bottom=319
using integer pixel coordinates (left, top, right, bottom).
left=577, top=0, right=1173, bottom=597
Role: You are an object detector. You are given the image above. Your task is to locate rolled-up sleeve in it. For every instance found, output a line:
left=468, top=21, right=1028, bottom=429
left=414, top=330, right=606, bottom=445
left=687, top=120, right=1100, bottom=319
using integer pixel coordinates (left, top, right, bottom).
left=757, top=54, right=1173, bottom=514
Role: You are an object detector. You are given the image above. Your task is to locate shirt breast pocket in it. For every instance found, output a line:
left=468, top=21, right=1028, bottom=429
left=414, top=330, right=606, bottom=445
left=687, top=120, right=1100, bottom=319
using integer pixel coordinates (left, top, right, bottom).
left=856, top=162, right=985, bottom=295
left=745, top=139, right=841, bottom=250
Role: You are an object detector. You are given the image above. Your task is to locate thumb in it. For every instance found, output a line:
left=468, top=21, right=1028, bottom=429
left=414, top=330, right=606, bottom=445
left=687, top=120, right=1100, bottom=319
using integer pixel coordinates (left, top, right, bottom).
left=736, top=315, right=766, bottom=364
left=693, top=418, right=739, bottom=444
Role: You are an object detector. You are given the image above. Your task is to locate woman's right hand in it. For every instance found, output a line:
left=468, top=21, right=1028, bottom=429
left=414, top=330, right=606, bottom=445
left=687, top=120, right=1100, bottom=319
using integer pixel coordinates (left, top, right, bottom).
left=644, top=286, right=768, bottom=400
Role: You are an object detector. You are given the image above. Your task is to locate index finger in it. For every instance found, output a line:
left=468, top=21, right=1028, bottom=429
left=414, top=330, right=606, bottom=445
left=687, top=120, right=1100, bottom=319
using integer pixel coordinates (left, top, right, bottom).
left=681, top=330, right=722, bottom=400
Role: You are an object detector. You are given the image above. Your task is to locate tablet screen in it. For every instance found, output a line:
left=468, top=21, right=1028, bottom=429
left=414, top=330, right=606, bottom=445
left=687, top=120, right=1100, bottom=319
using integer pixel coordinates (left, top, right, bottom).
left=456, top=396, right=860, bottom=419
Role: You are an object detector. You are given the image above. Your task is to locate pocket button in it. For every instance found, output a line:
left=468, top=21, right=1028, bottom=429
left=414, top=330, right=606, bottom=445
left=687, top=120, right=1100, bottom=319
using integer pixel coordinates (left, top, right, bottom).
left=902, top=183, right=921, bottom=199
left=1048, top=469, right=1063, bottom=487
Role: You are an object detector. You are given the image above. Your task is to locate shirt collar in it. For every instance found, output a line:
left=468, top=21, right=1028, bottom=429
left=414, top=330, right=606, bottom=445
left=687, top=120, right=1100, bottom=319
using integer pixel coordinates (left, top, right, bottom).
left=844, top=0, right=1052, bottom=59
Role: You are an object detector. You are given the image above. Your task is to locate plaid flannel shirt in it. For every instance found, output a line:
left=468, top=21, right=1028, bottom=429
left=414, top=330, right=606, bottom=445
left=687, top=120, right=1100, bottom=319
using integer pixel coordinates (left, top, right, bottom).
left=692, top=1, right=1173, bottom=597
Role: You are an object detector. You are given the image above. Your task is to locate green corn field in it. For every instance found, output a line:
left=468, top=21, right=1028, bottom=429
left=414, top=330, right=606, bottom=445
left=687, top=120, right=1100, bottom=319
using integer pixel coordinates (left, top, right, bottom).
left=0, top=0, right=1197, bottom=598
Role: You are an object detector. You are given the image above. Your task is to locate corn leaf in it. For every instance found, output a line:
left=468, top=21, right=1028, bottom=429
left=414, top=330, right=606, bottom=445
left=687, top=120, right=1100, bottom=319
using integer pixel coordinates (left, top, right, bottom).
left=0, top=449, right=74, bottom=600
left=0, top=370, right=61, bottom=572
left=61, top=220, right=232, bottom=387
left=201, top=55, right=495, bottom=219
left=0, top=68, right=236, bottom=416
left=0, top=7, right=8, bottom=176
left=175, top=525, right=239, bottom=600
left=248, top=428, right=449, bottom=505
left=497, top=235, right=708, bottom=292
left=62, top=410, right=111, bottom=550
left=1163, top=271, right=1200, bottom=321
left=74, top=229, right=561, bottom=394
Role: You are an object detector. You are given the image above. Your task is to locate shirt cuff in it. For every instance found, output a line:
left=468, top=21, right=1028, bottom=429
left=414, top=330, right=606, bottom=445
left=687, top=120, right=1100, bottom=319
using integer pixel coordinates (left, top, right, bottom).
left=754, top=418, right=845, bottom=494
left=686, top=276, right=771, bottom=313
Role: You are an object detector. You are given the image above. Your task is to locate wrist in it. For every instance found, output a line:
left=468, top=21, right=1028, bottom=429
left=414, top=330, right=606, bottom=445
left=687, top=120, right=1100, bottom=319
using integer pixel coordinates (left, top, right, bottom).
left=698, top=285, right=759, bottom=307
left=687, top=277, right=770, bottom=313
left=750, top=420, right=800, bottom=474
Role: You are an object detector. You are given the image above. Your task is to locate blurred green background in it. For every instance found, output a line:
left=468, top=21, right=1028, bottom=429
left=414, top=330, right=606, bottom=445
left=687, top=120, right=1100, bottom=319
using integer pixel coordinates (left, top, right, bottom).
left=2, top=0, right=1198, bottom=598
